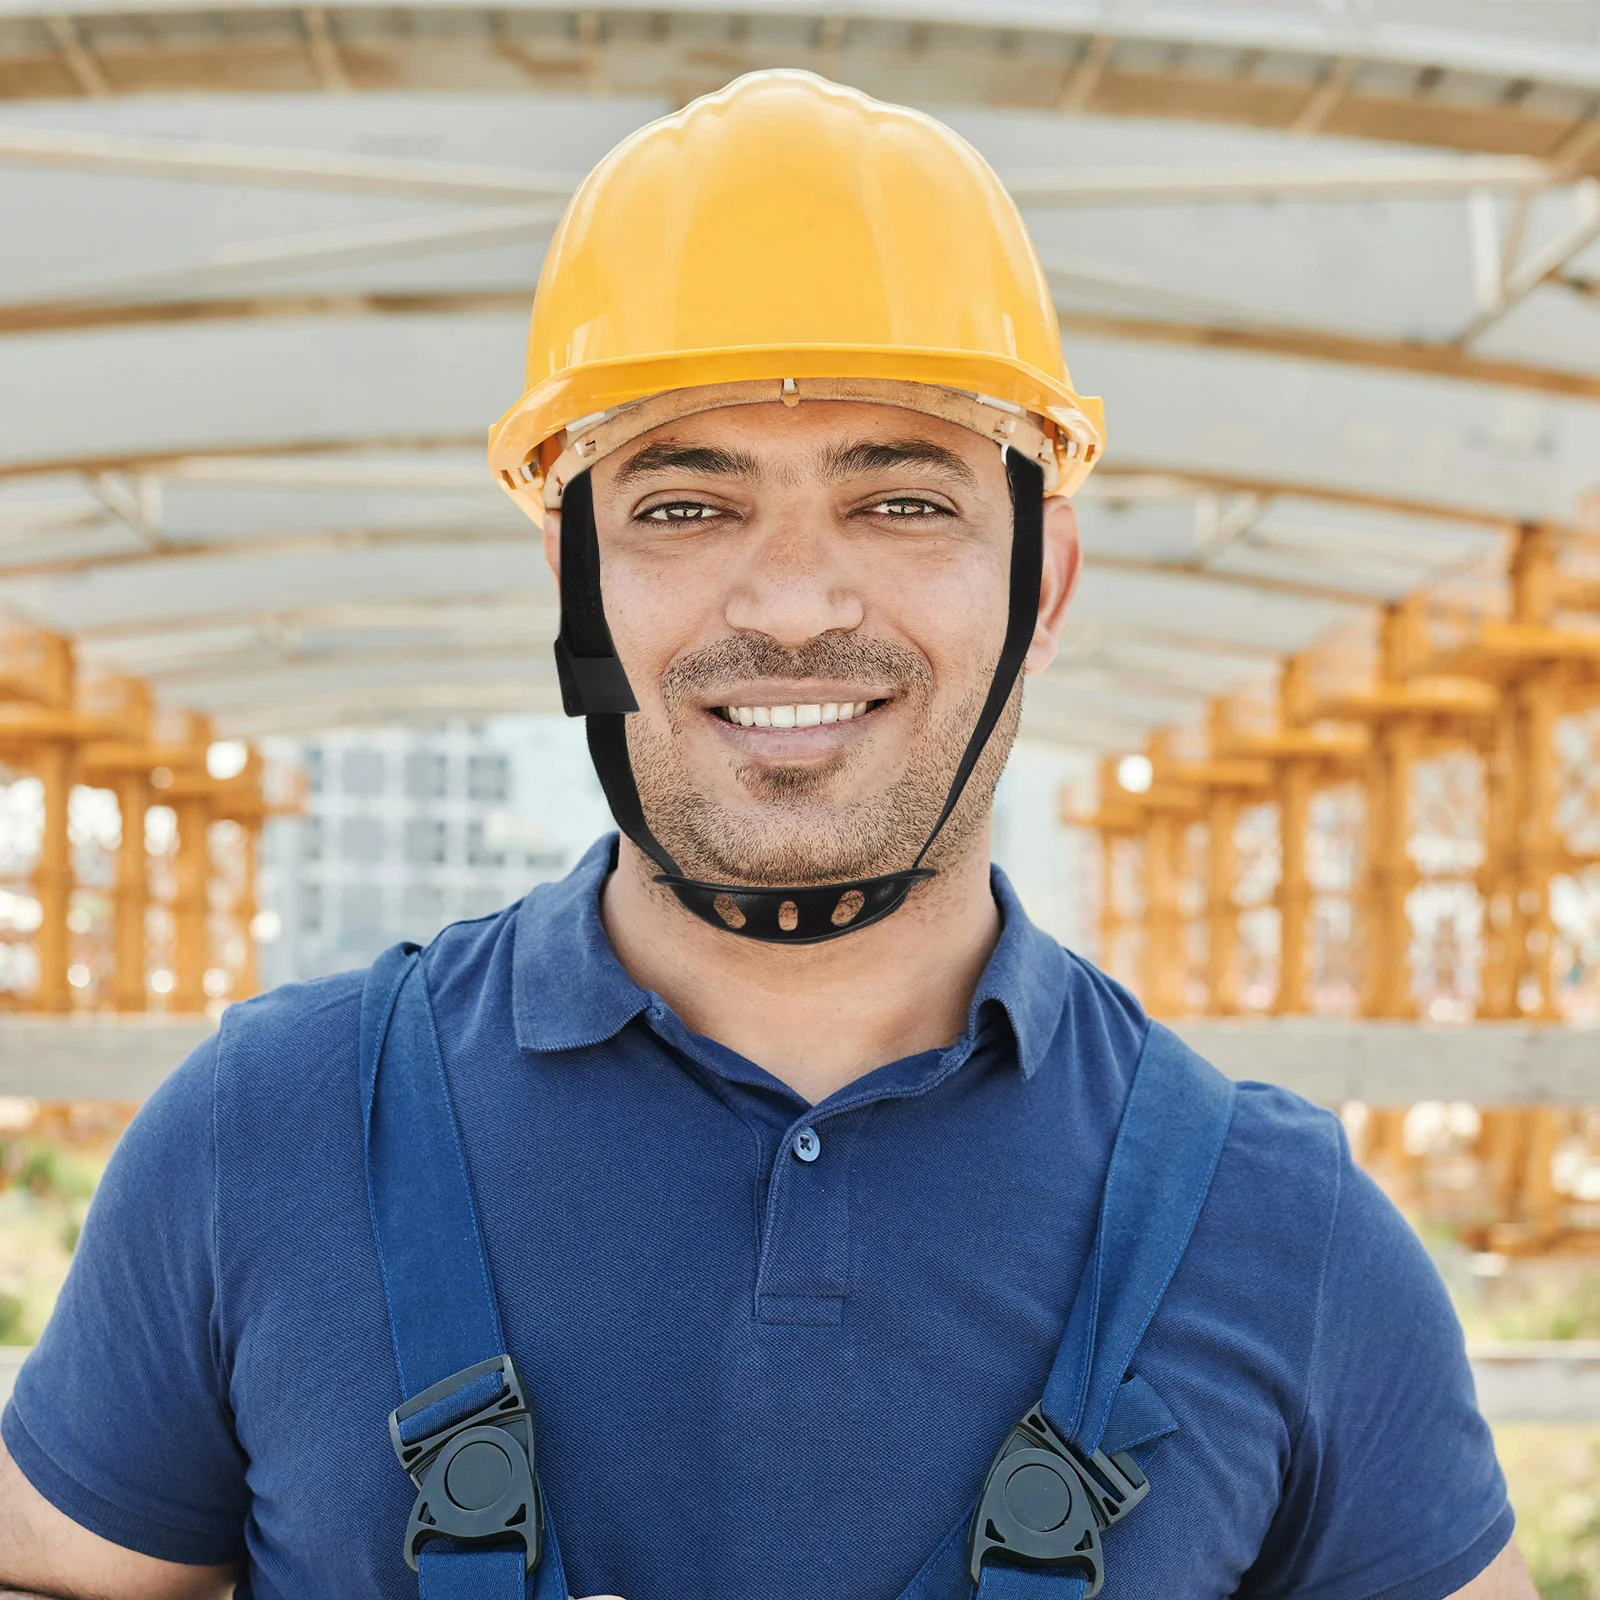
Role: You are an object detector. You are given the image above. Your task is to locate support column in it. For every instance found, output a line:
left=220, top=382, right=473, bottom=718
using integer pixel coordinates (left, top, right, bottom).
left=1274, top=760, right=1312, bottom=1014
left=1205, top=790, right=1240, bottom=1015
left=1504, top=521, right=1561, bottom=1019
left=1510, top=676, right=1560, bottom=1019
left=236, top=821, right=260, bottom=1000
left=1092, top=759, right=1119, bottom=970
left=112, top=772, right=148, bottom=1012
left=33, top=741, right=71, bottom=1013
left=1479, top=708, right=1517, bottom=1019
left=172, top=796, right=211, bottom=1013
left=1365, top=724, right=1416, bottom=1018
left=1096, top=831, right=1117, bottom=970
left=1143, top=811, right=1183, bottom=1016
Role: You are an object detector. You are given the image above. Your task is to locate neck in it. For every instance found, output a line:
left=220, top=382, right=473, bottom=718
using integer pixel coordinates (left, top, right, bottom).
left=600, top=829, right=1003, bottom=1104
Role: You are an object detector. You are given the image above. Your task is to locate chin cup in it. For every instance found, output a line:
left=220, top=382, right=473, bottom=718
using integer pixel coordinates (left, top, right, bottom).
left=655, top=868, right=936, bottom=944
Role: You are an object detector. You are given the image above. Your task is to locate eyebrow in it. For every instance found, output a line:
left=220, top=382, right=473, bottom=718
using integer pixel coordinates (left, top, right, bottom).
left=818, top=438, right=979, bottom=490
left=612, top=441, right=759, bottom=486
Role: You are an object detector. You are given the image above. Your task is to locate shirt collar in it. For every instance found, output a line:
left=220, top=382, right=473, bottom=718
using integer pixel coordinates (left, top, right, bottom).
left=513, top=835, right=1069, bottom=1077
left=965, top=864, right=1070, bottom=1079
left=513, top=835, right=651, bottom=1051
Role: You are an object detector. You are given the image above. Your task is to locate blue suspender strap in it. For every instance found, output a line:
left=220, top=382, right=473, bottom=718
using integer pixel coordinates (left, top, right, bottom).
left=360, top=942, right=566, bottom=1600
left=1045, top=1021, right=1237, bottom=1455
left=971, top=1021, right=1237, bottom=1600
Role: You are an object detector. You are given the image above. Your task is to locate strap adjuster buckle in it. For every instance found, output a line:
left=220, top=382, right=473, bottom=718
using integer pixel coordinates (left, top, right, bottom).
left=967, top=1403, right=1149, bottom=1599
left=388, top=1354, right=543, bottom=1574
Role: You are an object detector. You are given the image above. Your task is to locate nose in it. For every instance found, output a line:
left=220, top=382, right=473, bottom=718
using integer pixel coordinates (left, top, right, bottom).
left=723, top=513, right=864, bottom=648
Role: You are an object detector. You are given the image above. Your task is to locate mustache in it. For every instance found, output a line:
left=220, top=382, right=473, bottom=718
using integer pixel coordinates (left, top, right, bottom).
left=658, top=633, right=931, bottom=700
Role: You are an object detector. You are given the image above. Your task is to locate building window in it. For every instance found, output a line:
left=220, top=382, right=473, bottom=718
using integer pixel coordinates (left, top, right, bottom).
left=405, top=751, right=450, bottom=801
left=304, top=747, right=325, bottom=795
left=465, top=886, right=512, bottom=918
left=342, top=747, right=387, bottom=798
left=403, top=883, right=445, bottom=927
left=340, top=882, right=385, bottom=932
left=404, top=817, right=449, bottom=867
left=341, top=816, right=387, bottom=865
left=466, top=820, right=504, bottom=869
left=302, top=816, right=324, bottom=864
left=467, top=753, right=509, bottom=804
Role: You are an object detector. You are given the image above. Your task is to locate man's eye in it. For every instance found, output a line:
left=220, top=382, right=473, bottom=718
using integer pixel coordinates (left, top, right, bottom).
left=642, top=503, right=721, bottom=523
left=870, top=498, right=944, bottom=518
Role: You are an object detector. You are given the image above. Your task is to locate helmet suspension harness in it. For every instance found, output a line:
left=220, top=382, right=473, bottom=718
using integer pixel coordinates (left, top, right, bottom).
left=551, top=445, right=1045, bottom=946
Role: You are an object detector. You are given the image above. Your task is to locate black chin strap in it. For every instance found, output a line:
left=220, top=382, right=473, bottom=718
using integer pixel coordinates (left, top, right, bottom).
left=554, top=452, right=1045, bottom=945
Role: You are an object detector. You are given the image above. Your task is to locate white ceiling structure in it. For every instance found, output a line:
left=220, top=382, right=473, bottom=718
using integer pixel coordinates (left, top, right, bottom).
left=0, top=0, right=1598, bottom=746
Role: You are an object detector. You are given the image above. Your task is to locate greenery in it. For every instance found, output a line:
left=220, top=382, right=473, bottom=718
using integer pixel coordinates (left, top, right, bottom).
left=0, top=1137, right=101, bottom=1347
left=1497, top=1426, right=1600, bottom=1598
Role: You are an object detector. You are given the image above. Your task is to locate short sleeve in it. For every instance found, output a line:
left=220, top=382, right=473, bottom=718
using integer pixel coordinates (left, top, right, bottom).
left=1, top=1037, right=248, bottom=1565
left=1242, top=1136, right=1512, bottom=1600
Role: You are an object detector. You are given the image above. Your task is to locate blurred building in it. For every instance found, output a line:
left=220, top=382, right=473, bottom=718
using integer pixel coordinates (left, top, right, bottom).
left=258, top=717, right=611, bottom=984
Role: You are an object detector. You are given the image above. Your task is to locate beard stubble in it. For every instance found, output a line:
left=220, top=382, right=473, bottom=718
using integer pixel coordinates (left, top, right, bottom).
left=624, top=631, right=1022, bottom=887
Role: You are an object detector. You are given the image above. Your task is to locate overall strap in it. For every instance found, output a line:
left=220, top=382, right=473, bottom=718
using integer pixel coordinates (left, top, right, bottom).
left=971, top=1021, right=1237, bottom=1600
left=361, top=942, right=567, bottom=1600
left=1044, top=1021, right=1236, bottom=1456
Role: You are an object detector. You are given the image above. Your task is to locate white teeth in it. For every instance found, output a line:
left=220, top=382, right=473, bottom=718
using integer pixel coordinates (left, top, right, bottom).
left=722, top=700, right=876, bottom=727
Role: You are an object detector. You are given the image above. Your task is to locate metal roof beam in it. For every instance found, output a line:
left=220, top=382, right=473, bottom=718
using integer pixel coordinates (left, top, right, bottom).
left=1085, top=551, right=1396, bottom=609
left=144, top=637, right=548, bottom=688
left=300, top=6, right=349, bottom=92
left=1054, top=309, right=1600, bottom=405
left=1, top=292, right=1594, bottom=414
left=0, top=126, right=577, bottom=203
left=1010, top=155, right=1557, bottom=206
left=0, top=125, right=1562, bottom=208
left=0, top=523, right=525, bottom=582
left=1458, top=177, right=1600, bottom=346
left=41, top=13, right=108, bottom=98
left=0, top=290, right=528, bottom=339
left=45, top=207, right=560, bottom=306
left=74, top=591, right=554, bottom=643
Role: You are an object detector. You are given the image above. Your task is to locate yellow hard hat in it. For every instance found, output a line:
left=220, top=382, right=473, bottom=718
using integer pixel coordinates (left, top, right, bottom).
left=488, top=69, right=1104, bottom=516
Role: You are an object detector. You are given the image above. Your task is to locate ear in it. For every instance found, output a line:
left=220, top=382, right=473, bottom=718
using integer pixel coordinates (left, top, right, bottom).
left=1024, top=494, right=1082, bottom=675
left=542, top=507, right=562, bottom=585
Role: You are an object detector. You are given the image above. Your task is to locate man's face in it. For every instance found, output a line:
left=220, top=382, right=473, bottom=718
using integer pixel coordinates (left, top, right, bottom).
left=561, top=400, right=1078, bottom=887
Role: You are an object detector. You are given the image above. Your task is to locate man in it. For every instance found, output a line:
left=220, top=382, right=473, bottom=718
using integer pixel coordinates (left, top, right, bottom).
left=0, top=70, right=1530, bottom=1600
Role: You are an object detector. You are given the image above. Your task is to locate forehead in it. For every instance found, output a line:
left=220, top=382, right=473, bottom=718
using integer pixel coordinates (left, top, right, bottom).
left=596, top=398, right=1003, bottom=487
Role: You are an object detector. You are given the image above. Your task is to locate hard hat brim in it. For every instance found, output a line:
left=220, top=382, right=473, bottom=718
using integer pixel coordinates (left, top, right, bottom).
left=487, top=344, right=1105, bottom=512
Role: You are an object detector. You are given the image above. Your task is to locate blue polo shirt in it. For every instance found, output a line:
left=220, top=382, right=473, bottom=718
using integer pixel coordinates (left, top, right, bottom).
left=5, top=838, right=1509, bottom=1600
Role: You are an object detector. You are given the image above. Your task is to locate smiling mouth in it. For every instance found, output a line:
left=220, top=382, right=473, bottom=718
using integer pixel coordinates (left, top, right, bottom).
left=712, top=699, right=888, bottom=728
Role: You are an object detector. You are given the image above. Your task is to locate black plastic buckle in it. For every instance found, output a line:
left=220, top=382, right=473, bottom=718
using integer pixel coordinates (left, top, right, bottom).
left=554, top=636, right=639, bottom=717
left=388, top=1354, right=543, bottom=1574
left=967, top=1403, right=1150, bottom=1599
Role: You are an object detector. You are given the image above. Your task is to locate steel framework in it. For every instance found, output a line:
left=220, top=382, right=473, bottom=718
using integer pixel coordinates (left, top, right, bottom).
left=0, top=627, right=290, bottom=1016
left=1067, top=520, right=1600, bottom=1254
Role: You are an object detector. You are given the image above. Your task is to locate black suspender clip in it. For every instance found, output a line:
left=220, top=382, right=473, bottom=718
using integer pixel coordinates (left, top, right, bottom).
left=388, top=1354, right=544, bottom=1574
left=967, top=1402, right=1150, bottom=1598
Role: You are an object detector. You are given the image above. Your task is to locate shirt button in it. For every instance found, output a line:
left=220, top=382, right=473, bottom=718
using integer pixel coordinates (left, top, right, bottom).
left=792, top=1127, right=822, bottom=1163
